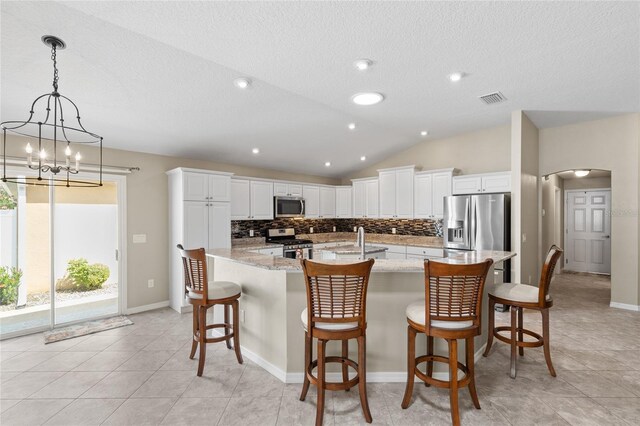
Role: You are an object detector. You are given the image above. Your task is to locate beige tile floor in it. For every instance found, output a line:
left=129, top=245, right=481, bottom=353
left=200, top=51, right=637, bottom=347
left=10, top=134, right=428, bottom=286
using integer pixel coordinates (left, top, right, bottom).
left=1, top=272, right=639, bottom=425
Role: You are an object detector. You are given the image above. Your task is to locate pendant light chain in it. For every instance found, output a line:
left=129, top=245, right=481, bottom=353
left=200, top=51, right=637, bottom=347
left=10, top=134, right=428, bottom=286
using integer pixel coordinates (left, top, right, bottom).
left=51, top=43, right=59, bottom=92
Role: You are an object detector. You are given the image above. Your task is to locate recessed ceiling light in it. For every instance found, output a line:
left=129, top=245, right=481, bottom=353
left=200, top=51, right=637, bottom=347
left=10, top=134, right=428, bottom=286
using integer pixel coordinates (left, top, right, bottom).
left=420, top=130, right=428, bottom=137
left=234, top=77, right=251, bottom=89
left=354, top=59, right=373, bottom=71
left=448, top=72, right=464, bottom=82
left=252, top=148, right=260, bottom=154
left=348, top=123, right=356, bottom=130
left=324, top=161, right=331, bottom=167
left=360, top=156, right=366, bottom=161
left=351, top=92, right=384, bottom=106
left=574, top=169, right=590, bottom=177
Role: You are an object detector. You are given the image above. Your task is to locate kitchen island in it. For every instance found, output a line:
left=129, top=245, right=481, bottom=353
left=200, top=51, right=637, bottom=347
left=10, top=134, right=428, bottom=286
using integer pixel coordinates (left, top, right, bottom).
left=206, top=248, right=516, bottom=383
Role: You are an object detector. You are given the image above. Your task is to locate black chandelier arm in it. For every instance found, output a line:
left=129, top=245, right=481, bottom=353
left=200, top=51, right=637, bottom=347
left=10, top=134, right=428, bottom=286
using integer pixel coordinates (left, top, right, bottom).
left=58, top=94, right=90, bottom=134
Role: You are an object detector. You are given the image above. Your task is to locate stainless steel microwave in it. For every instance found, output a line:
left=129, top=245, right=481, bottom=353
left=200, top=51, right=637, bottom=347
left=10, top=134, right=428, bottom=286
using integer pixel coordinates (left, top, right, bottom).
left=274, top=196, right=305, bottom=218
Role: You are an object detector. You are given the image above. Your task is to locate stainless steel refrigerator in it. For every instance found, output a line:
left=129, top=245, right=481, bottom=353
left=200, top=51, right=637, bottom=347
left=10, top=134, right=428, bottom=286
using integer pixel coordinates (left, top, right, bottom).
left=443, top=193, right=511, bottom=283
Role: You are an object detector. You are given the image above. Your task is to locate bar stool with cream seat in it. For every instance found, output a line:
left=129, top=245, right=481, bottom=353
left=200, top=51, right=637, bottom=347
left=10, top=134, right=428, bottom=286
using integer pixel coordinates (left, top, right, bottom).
left=177, top=244, right=243, bottom=376
left=402, top=259, right=493, bottom=426
left=483, top=245, right=563, bottom=379
left=299, top=259, right=375, bottom=426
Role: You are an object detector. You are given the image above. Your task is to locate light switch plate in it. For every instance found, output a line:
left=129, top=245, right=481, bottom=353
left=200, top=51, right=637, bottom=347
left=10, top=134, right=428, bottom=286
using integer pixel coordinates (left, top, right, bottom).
left=133, top=234, right=147, bottom=244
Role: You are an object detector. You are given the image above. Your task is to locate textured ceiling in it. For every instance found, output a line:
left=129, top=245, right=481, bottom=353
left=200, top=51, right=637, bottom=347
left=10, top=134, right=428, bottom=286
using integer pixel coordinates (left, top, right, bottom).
left=1, top=1, right=638, bottom=178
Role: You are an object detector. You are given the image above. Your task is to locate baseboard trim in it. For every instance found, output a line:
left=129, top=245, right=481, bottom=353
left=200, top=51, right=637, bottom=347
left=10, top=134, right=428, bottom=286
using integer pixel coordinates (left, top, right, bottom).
left=212, top=329, right=489, bottom=384
left=126, top=300, right=170, bottom=315
left=610, top=302, right=640, bottom=312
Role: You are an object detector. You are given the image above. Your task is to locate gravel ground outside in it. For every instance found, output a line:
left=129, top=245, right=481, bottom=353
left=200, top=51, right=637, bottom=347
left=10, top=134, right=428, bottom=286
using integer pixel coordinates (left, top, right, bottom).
left=0, top=282, right=118, bottom=312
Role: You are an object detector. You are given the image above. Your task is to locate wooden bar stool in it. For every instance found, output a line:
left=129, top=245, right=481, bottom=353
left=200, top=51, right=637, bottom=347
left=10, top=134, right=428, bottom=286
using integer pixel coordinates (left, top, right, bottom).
left=483, top=245, right=563, bottom=379
left=299, top=259, right=375, bottom=426
left=177, top=244, right=243, bottom=376
left=402, top=259, right=493, bottom=426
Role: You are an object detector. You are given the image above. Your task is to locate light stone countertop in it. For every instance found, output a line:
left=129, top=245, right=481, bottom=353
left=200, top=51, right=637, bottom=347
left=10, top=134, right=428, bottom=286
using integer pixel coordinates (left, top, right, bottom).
left=315, top=244, right=388, bottom=255
left=206, top=248, right=516, bottom=273
left=230, top=233, right=444, bottom=250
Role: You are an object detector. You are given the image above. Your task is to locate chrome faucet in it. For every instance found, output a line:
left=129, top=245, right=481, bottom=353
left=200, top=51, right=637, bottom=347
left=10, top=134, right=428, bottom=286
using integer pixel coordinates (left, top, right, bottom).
left=355, top=226, right=366, bottom=260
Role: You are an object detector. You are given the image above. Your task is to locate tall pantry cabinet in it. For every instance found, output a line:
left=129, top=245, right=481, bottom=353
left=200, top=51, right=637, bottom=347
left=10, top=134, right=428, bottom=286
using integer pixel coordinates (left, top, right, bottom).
left=167, top=168, right=233, bottom=313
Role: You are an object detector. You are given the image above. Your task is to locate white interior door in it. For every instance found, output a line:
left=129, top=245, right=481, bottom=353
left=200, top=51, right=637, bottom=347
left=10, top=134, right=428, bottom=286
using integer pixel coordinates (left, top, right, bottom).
left=565, top=190, right=611, bottom=274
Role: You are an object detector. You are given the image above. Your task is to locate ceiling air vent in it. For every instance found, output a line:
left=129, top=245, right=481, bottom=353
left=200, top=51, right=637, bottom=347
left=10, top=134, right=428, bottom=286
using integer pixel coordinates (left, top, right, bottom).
left=479, top=91, right=507, bottom=105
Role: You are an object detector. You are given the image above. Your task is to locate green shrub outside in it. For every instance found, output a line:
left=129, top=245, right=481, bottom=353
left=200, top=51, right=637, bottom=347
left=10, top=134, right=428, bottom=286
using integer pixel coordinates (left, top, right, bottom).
left=59, top=258, right=110, bottom=292
left=0, top=266, right=22, bottom=305
left=0, top=188, right=17, bottom=210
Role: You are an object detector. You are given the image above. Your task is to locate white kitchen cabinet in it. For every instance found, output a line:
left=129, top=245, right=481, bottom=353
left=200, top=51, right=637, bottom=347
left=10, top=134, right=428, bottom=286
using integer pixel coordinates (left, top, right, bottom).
left=250, top=181, right=274, bottom=219
left=230, top=179, right=274, bottom=220
left=230, top=179, right=251, bottom=219
left=414, top=169, right=457, bottom=219
left=335, top=186, right=352, bottom=218
left=303, top=185, right=320, bottom=218
left=371, top=243, right=406, bottom=259
left=378, top=166, right=414, bottom=218
left=183, top=171, right=232, bottom=202
left=167, top=168, right=232, bottom=313
left=406, top=246, right=444, bottom=259
left=352, top=178, right=379, bottom=218
left=249, top=246, right=284, bottom=257
left=453, top=172, right=511, bottom=195
left=274, top=182, right=303, bottom=197
left=319, top=187, right=336, bottom=218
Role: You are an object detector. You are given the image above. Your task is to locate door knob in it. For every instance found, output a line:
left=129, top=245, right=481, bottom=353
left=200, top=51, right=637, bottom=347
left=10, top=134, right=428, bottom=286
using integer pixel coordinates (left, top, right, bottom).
left=603, top=235, right=610, bottom=239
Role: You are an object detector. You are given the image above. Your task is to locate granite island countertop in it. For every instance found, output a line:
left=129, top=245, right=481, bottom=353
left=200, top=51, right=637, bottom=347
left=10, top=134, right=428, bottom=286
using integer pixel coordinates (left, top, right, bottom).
left=207, top=248, right=515, bottom=273
left=315, top=244, right=388, bottom=255
left=231, top=233, right=444, bottom=251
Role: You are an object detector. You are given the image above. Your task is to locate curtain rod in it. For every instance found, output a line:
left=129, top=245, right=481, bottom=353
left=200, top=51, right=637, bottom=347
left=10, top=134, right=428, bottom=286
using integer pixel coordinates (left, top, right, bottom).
left=2, top=155, right=140, bottom=174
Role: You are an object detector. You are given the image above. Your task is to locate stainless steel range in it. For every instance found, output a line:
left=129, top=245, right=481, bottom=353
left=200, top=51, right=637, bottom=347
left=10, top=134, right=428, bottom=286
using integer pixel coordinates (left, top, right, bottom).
left=266, top=228, right=313, bottom=259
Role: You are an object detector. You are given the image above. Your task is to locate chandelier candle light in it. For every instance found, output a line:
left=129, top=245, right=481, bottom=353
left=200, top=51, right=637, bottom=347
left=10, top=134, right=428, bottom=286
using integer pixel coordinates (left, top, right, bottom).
left=1, top=35, right=103, bottom=187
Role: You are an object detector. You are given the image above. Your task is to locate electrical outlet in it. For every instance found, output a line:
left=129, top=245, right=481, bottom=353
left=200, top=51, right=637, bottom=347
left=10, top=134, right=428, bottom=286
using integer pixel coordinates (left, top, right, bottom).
left=249, top=230, right=254, bottom=237
left=542, top=209, right=546, bottom=217
left=148, top=279, right=155, bottom=288
left=353, top=226, right=357, bottom=232
left=391, top=227, right=397, bottom=234
left=309, top=227, right=314, bottom=233
left=240, top=309, right=246, bottom=323
left=332, top=226, right=336, bottom=232
left=528, top=275, right=532, bottom=284
left=133, top=234, right=147, bottom=244
left=522, top=233, right=527, bottom=243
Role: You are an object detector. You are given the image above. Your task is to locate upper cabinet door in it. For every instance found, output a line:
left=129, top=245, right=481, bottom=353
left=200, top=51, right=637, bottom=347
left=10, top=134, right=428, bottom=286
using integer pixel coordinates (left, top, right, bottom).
left=365, top=179, right=379, bottom=218
left=414, top=173, right=433, bottom=219
left=288, top=184, right=303, bottom=197
left=183, top=173, right=209, bottom=201
left=273, top=183, right=288, bottom=196
left=395, top=168, right=414, bottom=218
left=431, top=172, right=452, bottom=218
left=250, top=181, right=274, bottom=220
left=335, top=187, right=352, bottom=218
left=452, top=176, right=482, bottom=195
left=230, top=179, right=251, bottom=220
left=319, top=187, right=336, bottom=218
left=378, top=171, right=396, bottom=218
left=209, top=174, right=231, bottom=202
left=303, top=185, right=320, bottom=218
left=352, top=181, right=366, bottom=218
left=481, top=173, right=511, bottom=193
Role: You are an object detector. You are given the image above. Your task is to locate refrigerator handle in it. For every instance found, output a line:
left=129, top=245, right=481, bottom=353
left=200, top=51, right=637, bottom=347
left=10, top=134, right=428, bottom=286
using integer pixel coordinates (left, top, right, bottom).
left=469, top=197, right=476, bottom=250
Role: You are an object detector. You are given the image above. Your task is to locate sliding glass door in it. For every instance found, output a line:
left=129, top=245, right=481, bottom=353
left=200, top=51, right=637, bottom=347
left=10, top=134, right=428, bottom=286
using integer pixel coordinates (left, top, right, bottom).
left=0, top=178, right=52, bottom=335
left=0, top=169, right=124, bottom=338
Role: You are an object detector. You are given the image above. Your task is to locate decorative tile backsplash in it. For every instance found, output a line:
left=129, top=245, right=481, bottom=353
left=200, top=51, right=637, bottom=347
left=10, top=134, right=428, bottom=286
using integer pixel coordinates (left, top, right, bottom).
left=231, top=217, right=441, bottom=239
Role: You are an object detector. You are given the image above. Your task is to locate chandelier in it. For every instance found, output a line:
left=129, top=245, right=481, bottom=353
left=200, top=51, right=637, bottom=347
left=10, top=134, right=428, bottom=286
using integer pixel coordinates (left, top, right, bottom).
left=1, top=35, right=103, bottom=187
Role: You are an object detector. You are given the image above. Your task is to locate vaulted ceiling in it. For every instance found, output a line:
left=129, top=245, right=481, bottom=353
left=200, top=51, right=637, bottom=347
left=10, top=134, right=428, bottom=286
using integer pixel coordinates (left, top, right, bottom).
left=1, top=1, right=638, bottom=177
